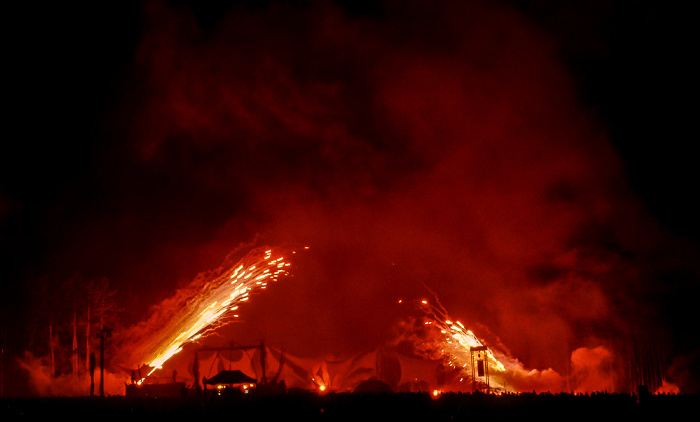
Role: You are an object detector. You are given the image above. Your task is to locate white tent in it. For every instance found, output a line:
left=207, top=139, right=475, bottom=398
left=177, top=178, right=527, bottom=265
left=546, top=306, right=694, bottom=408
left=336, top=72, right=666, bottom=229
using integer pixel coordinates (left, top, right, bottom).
left=142, top=343, right=458, bottom=393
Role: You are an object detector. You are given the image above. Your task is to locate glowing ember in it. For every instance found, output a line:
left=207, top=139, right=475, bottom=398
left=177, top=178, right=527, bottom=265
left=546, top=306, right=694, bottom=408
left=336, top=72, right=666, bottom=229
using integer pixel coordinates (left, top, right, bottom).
left=137, top=246, right=296, bottom=381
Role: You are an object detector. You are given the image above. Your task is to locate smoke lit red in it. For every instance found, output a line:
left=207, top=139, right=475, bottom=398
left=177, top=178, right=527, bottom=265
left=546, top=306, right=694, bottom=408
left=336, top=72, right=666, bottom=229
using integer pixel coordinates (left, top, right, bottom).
left=5, top=1, right=696, bottom=399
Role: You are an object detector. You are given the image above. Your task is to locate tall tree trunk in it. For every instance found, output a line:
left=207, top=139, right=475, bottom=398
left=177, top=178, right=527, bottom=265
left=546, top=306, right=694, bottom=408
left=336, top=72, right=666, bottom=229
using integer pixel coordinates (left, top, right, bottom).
left=1, top=323, right=5, bottom=398
left=89, top=352, right=95, bottom=397
left=86, top=305, right=91, bottom=374
left=73, top=306, right=78, bottom=394
left=49, top=324, right=55, bottom=378
left=100, top=330, right=105, bottom=397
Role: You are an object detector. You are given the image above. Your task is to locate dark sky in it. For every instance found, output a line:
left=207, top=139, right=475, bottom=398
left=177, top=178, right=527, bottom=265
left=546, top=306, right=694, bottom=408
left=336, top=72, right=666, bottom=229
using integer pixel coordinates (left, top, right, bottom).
left=2, top=0, right=698, bottom=394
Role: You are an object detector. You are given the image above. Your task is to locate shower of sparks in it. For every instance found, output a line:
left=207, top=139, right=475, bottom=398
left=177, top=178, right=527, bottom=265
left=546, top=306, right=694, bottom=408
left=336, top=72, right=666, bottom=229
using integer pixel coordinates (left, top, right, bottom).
left=138, top=246, right=300, bottom=382
left=414, top=297, right=509, bottom=391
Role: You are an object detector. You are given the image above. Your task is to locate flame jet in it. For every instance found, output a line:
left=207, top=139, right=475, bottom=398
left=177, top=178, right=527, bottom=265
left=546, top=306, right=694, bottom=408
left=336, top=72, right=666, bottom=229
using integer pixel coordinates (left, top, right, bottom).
left=134, top=246, right=294, bottom=381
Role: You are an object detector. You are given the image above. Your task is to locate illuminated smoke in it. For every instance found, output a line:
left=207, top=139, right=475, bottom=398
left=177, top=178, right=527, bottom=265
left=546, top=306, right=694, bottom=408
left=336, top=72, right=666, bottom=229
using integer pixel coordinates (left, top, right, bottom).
left=570, top=345, right=614, bottom=393
left=67, top=0, right=695, bottom=392
left=413, top=298, right=508, bottom=391
left=3, top=0, right=695, bottom=397
left=18, top=352, right=126, bottom=397
left=398, top=296, right=627, bottom=393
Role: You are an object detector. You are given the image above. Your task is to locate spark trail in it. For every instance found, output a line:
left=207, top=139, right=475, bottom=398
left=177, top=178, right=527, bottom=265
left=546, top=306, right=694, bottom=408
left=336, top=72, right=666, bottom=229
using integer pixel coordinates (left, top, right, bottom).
left=415, top=298, right=510, bottom=392
left=135, top=246, right=297, bottom=382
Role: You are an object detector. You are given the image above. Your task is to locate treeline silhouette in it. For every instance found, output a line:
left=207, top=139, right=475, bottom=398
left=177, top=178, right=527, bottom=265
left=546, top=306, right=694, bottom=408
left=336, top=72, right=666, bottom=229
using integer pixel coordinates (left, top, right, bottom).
left=2, top=390, right=696, bottom=421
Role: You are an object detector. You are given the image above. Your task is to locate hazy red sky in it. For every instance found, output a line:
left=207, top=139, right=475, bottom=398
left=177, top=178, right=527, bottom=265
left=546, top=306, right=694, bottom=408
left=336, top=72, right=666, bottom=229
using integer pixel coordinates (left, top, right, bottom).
left=2, top=0, right=698, bottom=393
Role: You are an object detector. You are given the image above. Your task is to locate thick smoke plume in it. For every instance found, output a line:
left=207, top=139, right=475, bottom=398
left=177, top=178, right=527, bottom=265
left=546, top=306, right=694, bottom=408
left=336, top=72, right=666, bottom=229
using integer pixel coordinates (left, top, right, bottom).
left=14, top=1, right=696, bottom=394
left=109, top=0, right=694, bottom=388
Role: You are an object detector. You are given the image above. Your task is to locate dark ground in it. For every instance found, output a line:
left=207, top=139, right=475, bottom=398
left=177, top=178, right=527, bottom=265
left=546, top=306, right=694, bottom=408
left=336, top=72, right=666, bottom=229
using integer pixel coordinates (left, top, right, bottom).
left=2, top=391, right=698, bottom=422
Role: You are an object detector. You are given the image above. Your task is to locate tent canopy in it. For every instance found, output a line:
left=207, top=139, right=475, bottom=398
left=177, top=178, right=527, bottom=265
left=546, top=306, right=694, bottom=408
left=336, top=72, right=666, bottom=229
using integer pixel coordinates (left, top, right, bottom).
left=204, top=370, right=257, bottom=386
left=163, top=344, right=449, bottom=391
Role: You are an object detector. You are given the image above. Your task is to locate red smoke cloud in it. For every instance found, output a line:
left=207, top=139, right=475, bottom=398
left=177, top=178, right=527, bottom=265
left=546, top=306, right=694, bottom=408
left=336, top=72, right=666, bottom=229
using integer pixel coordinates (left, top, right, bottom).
left=570, top=346, right=615, bottom=393
left=77, top=0, right=694, bottom=392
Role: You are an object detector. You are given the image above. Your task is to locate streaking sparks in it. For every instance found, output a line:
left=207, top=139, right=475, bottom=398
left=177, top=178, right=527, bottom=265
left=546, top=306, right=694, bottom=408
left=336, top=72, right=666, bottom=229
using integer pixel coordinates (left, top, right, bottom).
left=416, top=298, right=509, bottom=392
left=139, top=246, right=294, bottom=381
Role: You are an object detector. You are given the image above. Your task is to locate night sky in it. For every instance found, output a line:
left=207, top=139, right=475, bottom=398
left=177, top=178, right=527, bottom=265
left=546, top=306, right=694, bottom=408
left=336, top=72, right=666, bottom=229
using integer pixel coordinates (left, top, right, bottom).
left=2, top=0, right=698, bottom=395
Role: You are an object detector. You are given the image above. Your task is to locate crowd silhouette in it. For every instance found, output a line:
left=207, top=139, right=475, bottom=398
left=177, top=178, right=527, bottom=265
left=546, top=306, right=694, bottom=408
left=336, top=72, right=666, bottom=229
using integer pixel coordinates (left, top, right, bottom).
left=2, top=388, right=696, bottom=421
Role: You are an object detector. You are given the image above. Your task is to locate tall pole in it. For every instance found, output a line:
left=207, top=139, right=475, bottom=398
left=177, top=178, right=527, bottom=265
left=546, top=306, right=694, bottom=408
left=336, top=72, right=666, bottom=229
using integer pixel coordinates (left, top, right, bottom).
left=261, top=341, right=266, bottom=384
left=486, top=352, right=490, bottom=394
left=470, top=349, right=475, bottom=393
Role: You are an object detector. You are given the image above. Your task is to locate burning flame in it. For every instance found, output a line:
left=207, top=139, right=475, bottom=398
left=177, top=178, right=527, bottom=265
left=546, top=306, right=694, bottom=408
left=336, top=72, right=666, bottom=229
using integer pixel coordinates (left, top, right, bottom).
left=138, top=247, right=297, bottom=382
